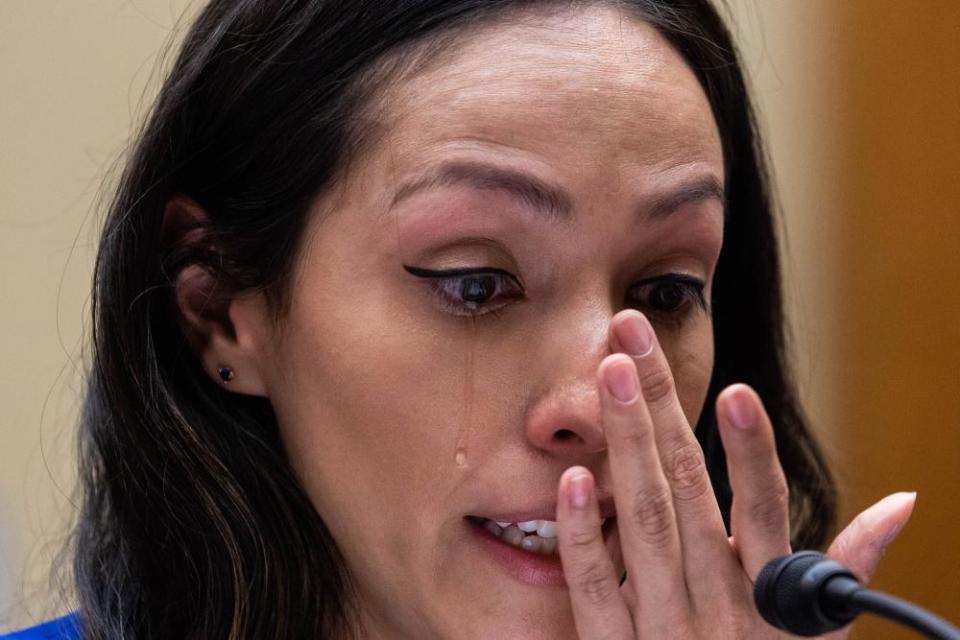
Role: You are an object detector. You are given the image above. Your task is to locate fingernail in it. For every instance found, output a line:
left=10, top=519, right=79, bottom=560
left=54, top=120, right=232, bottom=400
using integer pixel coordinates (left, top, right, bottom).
left=727, top=386, right=755, bottom=430
left=881, top=492, right=917, bottom=547
left=619, top=313, right=654, bottom=357
left=605, top=359, right=638, bottom=403
left=567, top=471, right=592, bottom=509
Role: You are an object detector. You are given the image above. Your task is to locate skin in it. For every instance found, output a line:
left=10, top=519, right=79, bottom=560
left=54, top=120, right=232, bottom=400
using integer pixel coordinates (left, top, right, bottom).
left=172, top=6, right=916, bottom=639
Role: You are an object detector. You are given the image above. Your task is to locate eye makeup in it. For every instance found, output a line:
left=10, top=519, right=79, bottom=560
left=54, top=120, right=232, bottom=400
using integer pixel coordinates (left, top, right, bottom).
left=403, top=265, right=524, bottom=320
left=402, top=264, right=708, bottom=324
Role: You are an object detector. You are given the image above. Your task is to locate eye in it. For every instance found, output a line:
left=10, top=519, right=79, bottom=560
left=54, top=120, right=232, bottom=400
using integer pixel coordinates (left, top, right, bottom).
left=403, top=265, right=524, bottom=318
left=628, top=274, right=707, bottom=320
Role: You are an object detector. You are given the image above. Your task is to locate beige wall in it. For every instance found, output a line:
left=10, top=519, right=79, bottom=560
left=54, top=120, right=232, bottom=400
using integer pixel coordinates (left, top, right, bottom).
left=1, top=1, right=955, bottom=636
left=0, top=1, right=200, bottom=629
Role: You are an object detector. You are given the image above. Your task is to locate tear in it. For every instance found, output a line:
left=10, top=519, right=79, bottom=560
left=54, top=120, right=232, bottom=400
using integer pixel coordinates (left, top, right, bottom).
left=453, top=316, right=476, bottom=467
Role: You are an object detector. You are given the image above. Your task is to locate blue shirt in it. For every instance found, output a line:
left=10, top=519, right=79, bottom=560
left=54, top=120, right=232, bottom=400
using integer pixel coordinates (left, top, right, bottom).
left=0, top=613, right=81, bottom=639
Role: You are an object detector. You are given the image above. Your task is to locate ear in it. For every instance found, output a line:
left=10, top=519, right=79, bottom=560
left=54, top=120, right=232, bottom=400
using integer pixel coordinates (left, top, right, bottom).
left=163, top=194, right=271, bottom=397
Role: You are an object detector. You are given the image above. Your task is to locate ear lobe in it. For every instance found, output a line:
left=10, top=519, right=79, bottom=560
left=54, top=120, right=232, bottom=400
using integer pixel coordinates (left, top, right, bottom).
left=164, top=195, right=270, bottom=397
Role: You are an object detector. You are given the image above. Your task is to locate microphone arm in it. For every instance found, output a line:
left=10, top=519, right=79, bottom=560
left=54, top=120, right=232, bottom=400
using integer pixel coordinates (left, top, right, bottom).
left=754, top=550, right=960, bottom=639
left=845, top=588, right=960, bottom=639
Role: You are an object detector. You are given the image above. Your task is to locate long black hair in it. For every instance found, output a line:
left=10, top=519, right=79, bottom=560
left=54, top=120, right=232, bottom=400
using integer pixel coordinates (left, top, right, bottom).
left=75, top=1, right=836, bottom=637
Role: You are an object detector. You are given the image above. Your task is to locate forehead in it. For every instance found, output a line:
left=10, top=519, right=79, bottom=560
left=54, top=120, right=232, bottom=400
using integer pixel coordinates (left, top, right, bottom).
left=369, top=5, right=723, bottom=185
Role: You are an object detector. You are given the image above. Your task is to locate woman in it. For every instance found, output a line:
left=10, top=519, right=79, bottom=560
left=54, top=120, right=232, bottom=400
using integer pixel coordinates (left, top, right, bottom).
left=5, top=0, right=916, bottom=638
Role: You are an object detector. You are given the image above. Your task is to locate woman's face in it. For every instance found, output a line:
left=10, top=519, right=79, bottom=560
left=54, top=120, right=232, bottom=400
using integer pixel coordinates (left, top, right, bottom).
left=257, top=6, right=724, bottom=639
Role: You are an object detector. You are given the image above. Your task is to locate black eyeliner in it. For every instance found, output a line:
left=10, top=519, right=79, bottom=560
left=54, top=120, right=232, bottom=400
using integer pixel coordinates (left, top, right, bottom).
left=402, top=264, right=517, bottom=279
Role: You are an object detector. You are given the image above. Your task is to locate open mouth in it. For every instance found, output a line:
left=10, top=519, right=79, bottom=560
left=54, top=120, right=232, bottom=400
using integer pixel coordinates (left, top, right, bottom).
left=465, top=515, right=616, bottom=556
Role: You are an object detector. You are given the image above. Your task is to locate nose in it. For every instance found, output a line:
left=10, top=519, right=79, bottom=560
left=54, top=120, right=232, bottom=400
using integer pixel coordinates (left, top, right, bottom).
left=523, top=306, right=611, bottom=459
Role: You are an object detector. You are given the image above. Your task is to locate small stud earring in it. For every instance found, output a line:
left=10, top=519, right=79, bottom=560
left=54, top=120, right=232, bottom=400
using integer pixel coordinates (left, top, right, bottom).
left=217, top=366, right=234, bottom=383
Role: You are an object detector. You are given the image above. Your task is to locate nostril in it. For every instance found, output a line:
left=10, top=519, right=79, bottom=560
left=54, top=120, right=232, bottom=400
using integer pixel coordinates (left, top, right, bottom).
left=524, top=393, right=607, bottom=454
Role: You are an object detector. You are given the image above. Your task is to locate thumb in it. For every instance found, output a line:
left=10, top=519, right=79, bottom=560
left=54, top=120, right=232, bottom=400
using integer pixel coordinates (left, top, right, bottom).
left=825, top=492, right=917, bottom=585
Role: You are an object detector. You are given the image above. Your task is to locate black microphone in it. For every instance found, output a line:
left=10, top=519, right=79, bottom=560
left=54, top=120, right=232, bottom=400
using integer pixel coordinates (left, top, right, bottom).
left=754, top=550, right=960, bottom=639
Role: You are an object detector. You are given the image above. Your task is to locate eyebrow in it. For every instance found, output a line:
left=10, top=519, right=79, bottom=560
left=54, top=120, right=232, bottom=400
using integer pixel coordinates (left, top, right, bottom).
left=388, top=159, right=725, bottom=222
left=647, top=174, right=727, bottom=219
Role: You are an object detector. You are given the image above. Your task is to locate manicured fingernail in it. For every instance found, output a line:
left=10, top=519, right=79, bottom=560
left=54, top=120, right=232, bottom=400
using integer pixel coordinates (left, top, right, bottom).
left=605, top=359, right=638, bottom=403
left=566, top=470, right=592, bottom=509
left=727, top=386, right=755, bottom=430
left=881, top=492, right=917, bottom=546
left=619, top=313, right=654, bottom=357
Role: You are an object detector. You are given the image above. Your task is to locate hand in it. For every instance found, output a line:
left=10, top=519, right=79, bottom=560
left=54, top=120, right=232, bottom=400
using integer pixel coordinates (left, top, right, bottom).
left=554, top=310, right=916, bottom=639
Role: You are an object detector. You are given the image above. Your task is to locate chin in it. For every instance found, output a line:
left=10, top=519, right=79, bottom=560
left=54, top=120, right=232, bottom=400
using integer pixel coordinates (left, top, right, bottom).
left=431, top=595, right=579, bottom=640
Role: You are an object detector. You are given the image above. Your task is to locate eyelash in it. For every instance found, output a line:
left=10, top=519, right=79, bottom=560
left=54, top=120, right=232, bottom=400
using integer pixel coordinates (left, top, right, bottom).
left=403, top=265, right=707, bottom=323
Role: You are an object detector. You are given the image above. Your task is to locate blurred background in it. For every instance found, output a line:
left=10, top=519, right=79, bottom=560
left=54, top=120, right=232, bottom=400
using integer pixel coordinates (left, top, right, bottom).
left=1, top=1, right=957, bottom=637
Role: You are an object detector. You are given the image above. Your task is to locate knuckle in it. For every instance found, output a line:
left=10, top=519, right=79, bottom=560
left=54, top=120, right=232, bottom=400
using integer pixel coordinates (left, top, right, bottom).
left=695, top=607, right=751, bottom=640
left=663, top=443, right=710, bottom=502
left=573, top=563, right=619, bottom=606
left=749, top=480, right=790, bottom=531
left=567, top=525, right=603, bottom=548
left=642, top=608, right=696, bottom=639
left=629, top=487, right=675, bottom=547
left=616, top=424, right=654, bottom=452
left=639, top=366, right=676, bottom=407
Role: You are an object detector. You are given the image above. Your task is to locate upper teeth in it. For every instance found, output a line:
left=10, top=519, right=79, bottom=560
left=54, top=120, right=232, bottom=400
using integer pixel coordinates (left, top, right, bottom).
left=492, top=519, right=557, bottom=537
left=495, top=520, right=557, bottom=538
left=528, top=520, right=555, bottom=536
left=491, top=518, right=605, bottom=538
left=479, top=517, right=608, bottom=556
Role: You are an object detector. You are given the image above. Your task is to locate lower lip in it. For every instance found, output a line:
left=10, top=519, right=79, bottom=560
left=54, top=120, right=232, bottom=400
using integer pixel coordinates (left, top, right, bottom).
left=467, top=518, right=617, bottom=588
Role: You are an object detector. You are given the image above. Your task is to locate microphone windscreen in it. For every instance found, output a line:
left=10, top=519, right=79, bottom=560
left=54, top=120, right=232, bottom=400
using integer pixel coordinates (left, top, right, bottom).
left=754, top=551, right=852, bottom=637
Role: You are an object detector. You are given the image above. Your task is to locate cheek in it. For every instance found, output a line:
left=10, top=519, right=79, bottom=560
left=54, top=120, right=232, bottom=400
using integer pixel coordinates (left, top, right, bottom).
left=273, top=301, right=454, bottom=488
left=267, top=264, right=513, bottom=522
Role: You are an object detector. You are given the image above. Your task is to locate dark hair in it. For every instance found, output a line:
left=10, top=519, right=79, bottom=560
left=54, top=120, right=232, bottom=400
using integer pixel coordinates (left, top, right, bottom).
left=75, top=0, right=836, bottom=637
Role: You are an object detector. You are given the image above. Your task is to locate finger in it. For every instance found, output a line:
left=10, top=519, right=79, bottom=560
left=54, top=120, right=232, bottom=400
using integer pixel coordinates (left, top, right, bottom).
left=598, top=354, right=690, bottom=622
left=826, top=492, right=917, bottom=584
left=716, top=383, right=792, bottom=578
left=557, top=466, right=633, bottom=640
left=610, top=311, right=733, bottom=596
